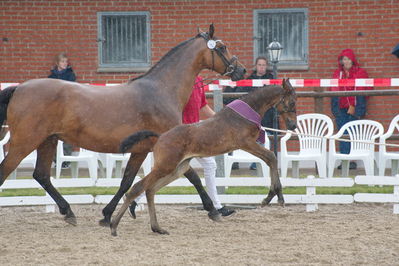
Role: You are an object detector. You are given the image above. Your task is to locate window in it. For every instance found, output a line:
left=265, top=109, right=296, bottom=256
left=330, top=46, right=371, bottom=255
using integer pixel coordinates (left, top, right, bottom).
left=254, top=8, right=308, bottom=70
left=97, top=12, right=151, bottom=72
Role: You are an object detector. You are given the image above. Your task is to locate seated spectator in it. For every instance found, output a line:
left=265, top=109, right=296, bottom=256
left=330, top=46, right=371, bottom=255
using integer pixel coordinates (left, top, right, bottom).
left=48, top=52, right=77, bottom=168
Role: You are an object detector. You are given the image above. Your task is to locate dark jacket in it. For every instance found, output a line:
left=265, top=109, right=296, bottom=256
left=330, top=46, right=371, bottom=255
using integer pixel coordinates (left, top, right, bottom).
left=249, top=72, right=278, bottom=132
left=48, top=66, right=76, bottom=82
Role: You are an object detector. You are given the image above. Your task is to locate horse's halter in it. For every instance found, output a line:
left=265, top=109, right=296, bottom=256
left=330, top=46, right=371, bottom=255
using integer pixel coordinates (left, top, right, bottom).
left=275, top=91, right=296, bottom=114
left=199, top=33, right=238, bottom=76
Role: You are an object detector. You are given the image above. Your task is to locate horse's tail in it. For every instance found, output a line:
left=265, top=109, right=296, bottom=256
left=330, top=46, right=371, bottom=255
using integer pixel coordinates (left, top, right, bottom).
left=120, top=130, right=160, bottom=153
left=0, top=86, right=18, bottom=126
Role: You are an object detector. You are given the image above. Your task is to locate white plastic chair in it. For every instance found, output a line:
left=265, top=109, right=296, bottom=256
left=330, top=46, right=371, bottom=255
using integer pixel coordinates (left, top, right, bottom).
left=379, top=114, right=399, bottom=176
left=18, top=150, right=37, bottom=167
left=0, top=131, right=37, bottom=179
left=0, top=131, right=10, bottom=162
left=55, top=140, right=98, bottom=179
left=224, top=132, right=270, bottom=178
left=280, top=113, right=334, bottom=178
left=10, top=151, right=37, bottom=179
left=328, top=120, right=384, bottom=177
left=105, top=152, right=153, bottom=179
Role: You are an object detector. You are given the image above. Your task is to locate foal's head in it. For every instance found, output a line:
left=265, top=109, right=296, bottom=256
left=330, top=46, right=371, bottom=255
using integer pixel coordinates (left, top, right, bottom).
left=275, top=79, right=297, bottom=130
left=198, top=24, right=246, bottom=81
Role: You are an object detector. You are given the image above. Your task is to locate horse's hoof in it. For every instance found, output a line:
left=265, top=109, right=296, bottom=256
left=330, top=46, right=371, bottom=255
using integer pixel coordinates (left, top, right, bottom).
left=152, top=227, right=169, bottom=235
left=111, top=228, right=118, bottom=236
left=208, top=210, right=222, bottom=222
left=64, top=214, right=77, bottom=226
left=99, top=218, right=110, bottom=227
left=261, top=195, right=273, bottom=207
left=260, top=199, right=268, bottom=207
left=278, top=199, right=285, bottom=207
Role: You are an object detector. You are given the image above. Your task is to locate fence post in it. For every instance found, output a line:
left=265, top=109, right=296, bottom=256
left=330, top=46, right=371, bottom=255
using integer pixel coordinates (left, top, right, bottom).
left=394, top=175, right=399, bottom=214
left=314, top=87, right=325, bottom=113
left=213, top=85, right=226, bottom=193
left=306, top=175, right=318, bottom=212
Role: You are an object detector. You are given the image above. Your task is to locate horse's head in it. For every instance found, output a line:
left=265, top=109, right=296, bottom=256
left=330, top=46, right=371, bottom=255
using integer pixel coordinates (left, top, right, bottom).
left=275, top=78, right=297, bottom=130
left=198, top=24, right=246, bottom=81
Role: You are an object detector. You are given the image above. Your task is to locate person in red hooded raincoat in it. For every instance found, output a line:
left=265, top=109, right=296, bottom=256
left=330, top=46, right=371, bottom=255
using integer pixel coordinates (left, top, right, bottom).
left=331, top=49, right=372, bottom=170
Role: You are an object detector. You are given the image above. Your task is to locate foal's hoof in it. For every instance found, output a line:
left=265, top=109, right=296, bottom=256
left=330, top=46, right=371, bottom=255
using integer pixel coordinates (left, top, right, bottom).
left=208, top=210, right=222, bottom=222
left=151, top=227, right=169, bottom=235
left=64, top=210, right=77, bottom=226
left=99, top=217, right=111, bottom=227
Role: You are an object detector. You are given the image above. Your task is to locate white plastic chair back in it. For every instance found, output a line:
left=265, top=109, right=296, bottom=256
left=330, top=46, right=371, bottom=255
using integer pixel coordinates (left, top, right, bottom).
left=280, top=113, right=333, bottom=178
left=328, top=119, right=383, bottom=177
left=342, top=120, right=383, bottom=155
left=379, top=114, right=399, bottom=176
left=296, top=114, right=334, bottom=154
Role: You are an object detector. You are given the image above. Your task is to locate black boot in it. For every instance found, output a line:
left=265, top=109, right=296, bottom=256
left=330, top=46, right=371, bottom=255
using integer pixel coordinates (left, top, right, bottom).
left=217, top=206, right=236, bottom=217
left=349, top=162, right=357, bottom=170
left=128, top=201, right=138, bottom=219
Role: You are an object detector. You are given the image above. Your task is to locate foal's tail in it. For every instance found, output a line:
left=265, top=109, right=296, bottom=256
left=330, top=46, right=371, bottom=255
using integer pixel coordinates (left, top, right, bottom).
left=120, top=130, right=160, bottom=153
left=0, top=86, right=18, bottom=126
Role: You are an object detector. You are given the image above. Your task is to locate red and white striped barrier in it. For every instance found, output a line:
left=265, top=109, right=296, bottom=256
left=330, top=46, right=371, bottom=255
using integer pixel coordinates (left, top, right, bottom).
left=0, top=83, right=119, bottom=90
left=2, top=78, right=399, bottom=90
left=210, top=78, right=399, bottom=88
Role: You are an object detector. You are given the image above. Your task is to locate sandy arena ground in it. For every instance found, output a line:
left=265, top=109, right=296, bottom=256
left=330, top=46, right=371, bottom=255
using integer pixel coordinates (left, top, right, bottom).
left=0, top=203, right=398, bottom=265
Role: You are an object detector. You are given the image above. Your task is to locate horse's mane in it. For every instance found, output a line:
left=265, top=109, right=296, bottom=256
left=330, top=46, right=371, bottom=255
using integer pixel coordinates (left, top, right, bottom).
left=128, top=34, right=203, bottom=83
left=241, top=85, right=283, bottom=102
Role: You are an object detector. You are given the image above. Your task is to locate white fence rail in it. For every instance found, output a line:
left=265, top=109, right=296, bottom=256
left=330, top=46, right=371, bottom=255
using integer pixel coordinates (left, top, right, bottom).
left=1, top=175, right=398, bottom=214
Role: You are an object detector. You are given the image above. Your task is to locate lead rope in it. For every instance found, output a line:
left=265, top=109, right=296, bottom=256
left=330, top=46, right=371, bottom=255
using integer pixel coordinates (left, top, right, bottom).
left=192, top=75, right=231, bottom=90
left=262, top=126, right=399, bottom=148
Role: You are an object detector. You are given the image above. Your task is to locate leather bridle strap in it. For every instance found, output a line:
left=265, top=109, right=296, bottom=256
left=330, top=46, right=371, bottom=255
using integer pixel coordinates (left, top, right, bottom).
left=199, top=33, right=238, bottom=76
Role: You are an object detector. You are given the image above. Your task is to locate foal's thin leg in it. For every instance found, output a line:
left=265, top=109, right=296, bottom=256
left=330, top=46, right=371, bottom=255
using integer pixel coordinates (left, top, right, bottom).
left=111, top=161, right=190, bottom=236
left=110, top=178, right=147, bottom=236
left=184, top=167, right=220, bottom=221
left=34, top=138, right=77, bottom=225
left=243, top=142, right=284, bottom=206
left=110, top=167, right=169, bottom=236
left=100, top=152, right=147, bottom=227
left=146, top=161, right=192, bottom=234
left=146, top=189, right=169, bottom=234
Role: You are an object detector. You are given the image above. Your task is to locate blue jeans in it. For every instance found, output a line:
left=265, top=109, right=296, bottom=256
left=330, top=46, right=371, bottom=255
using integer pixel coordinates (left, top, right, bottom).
left=335, top=109, right=358, bottom=154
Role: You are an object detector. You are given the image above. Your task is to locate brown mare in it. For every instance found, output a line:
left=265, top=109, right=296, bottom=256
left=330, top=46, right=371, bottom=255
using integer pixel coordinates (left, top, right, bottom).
left=109, top=79, right=297, bottom=236
left=0, top=24, right=245, bottom=226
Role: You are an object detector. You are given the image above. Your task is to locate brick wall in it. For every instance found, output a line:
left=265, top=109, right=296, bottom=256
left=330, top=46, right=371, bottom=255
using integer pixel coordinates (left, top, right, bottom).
left=1, top=0, right=399, bottom=128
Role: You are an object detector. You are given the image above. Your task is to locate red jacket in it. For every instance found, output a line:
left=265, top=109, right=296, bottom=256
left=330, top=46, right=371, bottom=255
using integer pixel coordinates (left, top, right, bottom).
left=331, top=49, right=371, bottom=108
left=182, top=76, right=207, bottom=124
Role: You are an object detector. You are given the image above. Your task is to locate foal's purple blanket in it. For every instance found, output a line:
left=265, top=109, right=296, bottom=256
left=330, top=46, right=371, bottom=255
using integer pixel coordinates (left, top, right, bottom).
left=226, top=100, right=265, bottom=144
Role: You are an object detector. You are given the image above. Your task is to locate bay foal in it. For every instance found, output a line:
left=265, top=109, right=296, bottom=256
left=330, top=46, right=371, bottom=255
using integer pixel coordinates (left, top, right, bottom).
left=110, top=79, right=297, bottom=236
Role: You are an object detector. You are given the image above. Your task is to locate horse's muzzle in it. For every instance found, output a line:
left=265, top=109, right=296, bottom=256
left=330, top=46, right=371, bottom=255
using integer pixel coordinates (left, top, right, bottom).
left=287, top=120, right=297, bottom=131
left=230, top=66, right=246, bottom=81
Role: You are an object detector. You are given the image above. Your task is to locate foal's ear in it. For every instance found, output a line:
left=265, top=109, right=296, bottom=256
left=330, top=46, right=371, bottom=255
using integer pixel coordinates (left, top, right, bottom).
left=282, top=78, right=292, bottom=92
left=209, top=23, right=215, bottom=39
